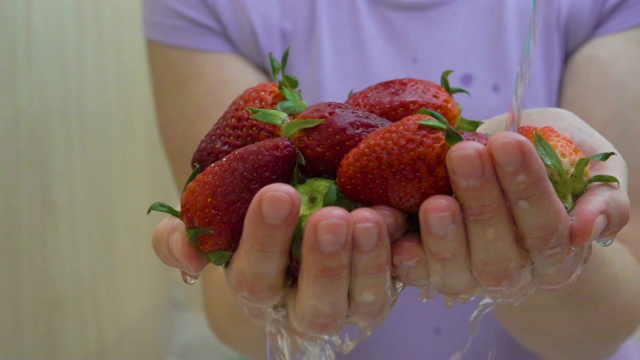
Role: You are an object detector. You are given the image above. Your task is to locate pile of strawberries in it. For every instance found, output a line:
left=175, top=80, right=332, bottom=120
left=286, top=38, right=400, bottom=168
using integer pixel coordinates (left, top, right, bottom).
left=148, top=49, right=618, bottom=270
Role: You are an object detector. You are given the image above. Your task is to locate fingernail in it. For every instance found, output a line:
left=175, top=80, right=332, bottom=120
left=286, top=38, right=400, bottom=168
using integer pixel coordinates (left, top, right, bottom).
left=449, top=147, right=484, bottom=187
left=317, top=219, right=348, bottom=253
left=590, top=215, right=608, bottom=242
left=262, top=191, right=293, bottom=225
left=180, top=270, right=200, bottom=285
left=492, top=138, right=524, bottom=172
left=425, top=211, right=454, bottom=239
left=354, top=223, right=379, bottom=251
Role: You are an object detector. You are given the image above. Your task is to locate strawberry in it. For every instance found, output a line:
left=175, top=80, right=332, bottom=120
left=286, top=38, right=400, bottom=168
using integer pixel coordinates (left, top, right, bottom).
left=518, top=125, right=619, bottom=210
left=148, top=138, right=298, bottom=265
left=336, top=110, right=485, bottom=213
left=345, top=70, right=481, bottom=131
left=249, top=102, right=392, bottom=178
left=191, top=48, right=306, bottom=171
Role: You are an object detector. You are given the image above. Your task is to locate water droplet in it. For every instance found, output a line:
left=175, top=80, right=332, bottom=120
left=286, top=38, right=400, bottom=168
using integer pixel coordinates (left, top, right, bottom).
left=180, top=271, right=199, bottom=285
left=598, top=238, right=614, bottom=247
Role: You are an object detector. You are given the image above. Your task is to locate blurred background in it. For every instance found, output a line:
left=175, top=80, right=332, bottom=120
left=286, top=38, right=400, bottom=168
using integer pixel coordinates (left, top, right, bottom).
left=1, top=0, right=238, bottom=359
left=2, top=1, right=639, bottom=359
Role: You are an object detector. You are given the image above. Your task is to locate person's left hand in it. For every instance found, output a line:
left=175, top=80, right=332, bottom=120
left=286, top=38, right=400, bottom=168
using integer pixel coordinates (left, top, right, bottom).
left=391, top=108, right=630, bottom=302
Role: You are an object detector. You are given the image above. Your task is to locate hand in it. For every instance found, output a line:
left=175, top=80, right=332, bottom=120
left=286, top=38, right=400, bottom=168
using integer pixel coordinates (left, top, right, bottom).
left=392, top=108, right=630, bottom=302
left=151, top=182, right=406, bottom=339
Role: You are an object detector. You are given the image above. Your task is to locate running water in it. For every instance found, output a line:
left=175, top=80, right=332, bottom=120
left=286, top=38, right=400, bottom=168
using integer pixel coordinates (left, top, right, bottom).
left=506, top=0, right=538, bottom=132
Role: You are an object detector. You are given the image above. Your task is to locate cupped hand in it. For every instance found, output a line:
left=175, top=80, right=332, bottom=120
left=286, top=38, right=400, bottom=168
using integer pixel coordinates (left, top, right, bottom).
left=392, top=108, right=630, bottom=302
left=151, top=182, right=406, bottom=338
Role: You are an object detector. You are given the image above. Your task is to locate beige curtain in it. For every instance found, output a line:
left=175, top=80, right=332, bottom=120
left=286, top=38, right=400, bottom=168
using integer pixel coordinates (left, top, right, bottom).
left=1, top=0, right=182, bottom=358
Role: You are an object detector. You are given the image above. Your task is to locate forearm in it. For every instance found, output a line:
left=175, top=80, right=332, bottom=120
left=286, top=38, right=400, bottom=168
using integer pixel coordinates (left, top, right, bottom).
left=494, top=243, right=640, bottom=359
left=201, top=266, right=268, bottom=360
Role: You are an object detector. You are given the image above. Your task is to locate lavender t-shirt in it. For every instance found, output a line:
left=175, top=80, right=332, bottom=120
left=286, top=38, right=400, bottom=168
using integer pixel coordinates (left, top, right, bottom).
left=143, top=1, right=640, bottom=359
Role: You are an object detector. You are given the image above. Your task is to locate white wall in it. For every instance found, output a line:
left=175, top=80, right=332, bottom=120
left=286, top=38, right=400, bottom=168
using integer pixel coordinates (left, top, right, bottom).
left=1, top=0, right=181, bottom=358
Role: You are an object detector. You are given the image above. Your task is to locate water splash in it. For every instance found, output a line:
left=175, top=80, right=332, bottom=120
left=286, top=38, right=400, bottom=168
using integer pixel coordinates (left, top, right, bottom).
left=265, top=278, right=404, bottom=359
left=506, top=0, right=538, bottom=132
left=449, top=297, right=496, bottom=360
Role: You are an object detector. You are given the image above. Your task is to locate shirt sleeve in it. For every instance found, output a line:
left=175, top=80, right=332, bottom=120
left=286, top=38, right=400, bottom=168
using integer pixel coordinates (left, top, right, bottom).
left=564, top=0, right=640, bottom=56
left=142, top=0, right=235, bottom=53
left=593, top=0, right=640, bottom=37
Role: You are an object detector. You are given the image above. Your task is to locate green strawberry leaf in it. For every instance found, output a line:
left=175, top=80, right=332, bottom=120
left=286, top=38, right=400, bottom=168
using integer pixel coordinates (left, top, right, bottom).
left=203, top=251, right=233, bottom=266
left=281, top=119, right=325, bottom=138
left=588, top=152, right=616, bottom=162
left=572, top=157, right=590, bottom=183
left=247, top=107, right=288, bottom=125
left=280, top=86, right=301, bottom=102
left=533, top=133, right=565, bottom=177
left=418, top=119, right=447, bottom=131
left=182, top=164, right=201, bottom=193
left=277, top=99, right=307, bottom=115
left=418, top=109, right=464, bottom=145
left=449, top=87, right=470, bottom=96
left=456, top=117, right=483, bottom=132
left=147, top=202, right=181, bottom=219
left=440, top=70, right=454, bottom=93
left=280, top=47, right=290, bottom=75
left=586, top=175, right=620, bottom=186
left=186, top=228, right=214, bottom=246
left=282, top=75, right=300, bottom=92
left=323, top=181, right=358, bottom=211
left=269, top=52, right=282, bottom=80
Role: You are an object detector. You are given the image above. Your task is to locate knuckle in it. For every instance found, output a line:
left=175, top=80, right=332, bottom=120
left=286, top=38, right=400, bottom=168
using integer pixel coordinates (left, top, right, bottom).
left=426, top=245, right=464, bottom=263
left=310, top=261, right=349, bottom=284
left=296, top=307, right=344, bottom=335
left=461, top=201, right=503, bottom=225
left=472, top=259, right=521, bottom=289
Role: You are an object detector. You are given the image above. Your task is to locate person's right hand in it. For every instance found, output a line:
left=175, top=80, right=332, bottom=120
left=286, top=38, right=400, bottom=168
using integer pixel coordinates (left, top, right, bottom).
left=151, top=182, right=406, bottom=338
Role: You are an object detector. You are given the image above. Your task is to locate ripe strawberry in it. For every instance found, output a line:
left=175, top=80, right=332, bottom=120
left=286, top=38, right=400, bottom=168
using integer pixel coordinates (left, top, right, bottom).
left=249, top=102, right=392, bottom=178
left=345, top=70, right=480, bottom=131
left=336, top=110, right=485, bottom=213
left=148, top=138, right=298, bottom=265
left=518, top=125, right=618, bottom=210
left=292, top=102, right=392, bottom=178
left=191, top=48, right=306, bottom=171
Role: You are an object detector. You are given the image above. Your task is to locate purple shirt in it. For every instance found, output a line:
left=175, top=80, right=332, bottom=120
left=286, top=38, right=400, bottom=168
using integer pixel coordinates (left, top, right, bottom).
left=143, top=1, right=640, bottom=358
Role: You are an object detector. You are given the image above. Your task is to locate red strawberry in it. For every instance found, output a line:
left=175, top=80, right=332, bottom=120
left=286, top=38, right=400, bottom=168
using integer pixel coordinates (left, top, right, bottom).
left=249, top=102, right=392, bottom=178
left=191, top=48, right=306, bottom=171
left=290, top=102, right=392, bottom=178
left=518, top=125, right=618, bottom=210
left=149, top=137, right=298, bottom=265
left=336, top=110, right=486, bottom=213
left=345, top=71, right=480, bottom=131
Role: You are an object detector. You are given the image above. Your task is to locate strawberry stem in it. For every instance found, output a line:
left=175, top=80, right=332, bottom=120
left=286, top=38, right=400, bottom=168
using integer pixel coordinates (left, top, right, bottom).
left=269, top=47, right=307, bottom=115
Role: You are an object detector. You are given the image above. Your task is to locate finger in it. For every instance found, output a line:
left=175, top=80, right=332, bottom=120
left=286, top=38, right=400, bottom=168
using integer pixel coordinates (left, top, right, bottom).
left=348, top=208, right=394, bottom=323
left=226, top=183, right=301, bottom=308
left=489, top=132, right=574, bottom=287
left=392, top=233, right=430, bottom=288
left=152, top=216, right=209, bottom=275
left=447, top=141, right=530, bottom=298
left=293, top=207, right=353, bottom=335
left=371, top=205, right=409, bottom=241
left=419, top=195, right=479, bottom=301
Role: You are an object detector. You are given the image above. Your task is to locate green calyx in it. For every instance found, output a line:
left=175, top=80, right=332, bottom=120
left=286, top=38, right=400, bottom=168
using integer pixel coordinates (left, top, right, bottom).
left=291, top=178, right=358, bottom=262
left=440, top=70, right=470, bottom=97
left=417, top=108, right=464, bottom=146
left=269, top=47, right=307, bottom=115
left=533, top=133, right=619, bottom=211
left=439, top=70, right=484, bottom=132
